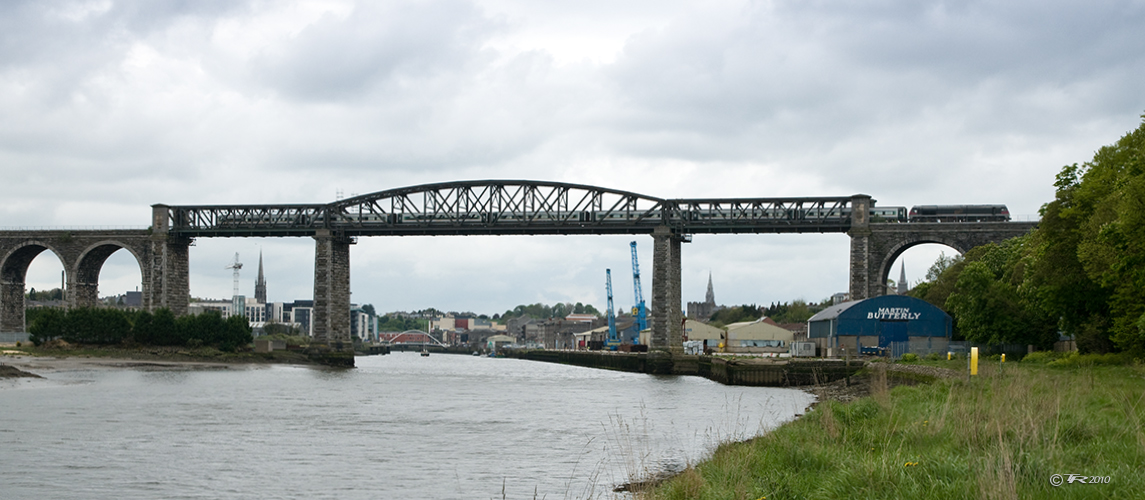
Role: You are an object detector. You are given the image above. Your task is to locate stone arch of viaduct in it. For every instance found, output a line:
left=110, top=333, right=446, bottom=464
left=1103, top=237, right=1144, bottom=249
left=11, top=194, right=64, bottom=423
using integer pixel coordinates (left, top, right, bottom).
left=0, top=229, right=189, bottom=332
left=847, top=219, right=1039, bottom=300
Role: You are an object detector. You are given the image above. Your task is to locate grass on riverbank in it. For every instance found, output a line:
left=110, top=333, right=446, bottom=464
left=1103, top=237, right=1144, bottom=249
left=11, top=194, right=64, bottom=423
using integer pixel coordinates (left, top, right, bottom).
left=643, top=360, right=1145, bottom=499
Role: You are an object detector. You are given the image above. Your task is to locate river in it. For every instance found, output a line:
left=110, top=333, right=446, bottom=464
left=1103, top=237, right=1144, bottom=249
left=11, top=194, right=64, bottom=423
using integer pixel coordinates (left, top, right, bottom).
left=0, top=352, right=815, bottom=499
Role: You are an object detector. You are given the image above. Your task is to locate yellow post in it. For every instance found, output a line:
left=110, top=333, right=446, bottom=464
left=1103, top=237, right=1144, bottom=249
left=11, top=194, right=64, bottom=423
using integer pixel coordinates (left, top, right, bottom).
left=970, top=347, right=979, bottom=376
left=947, top=352, right=952, bottom=361
left=1001, top=353, right=1006, bottom=363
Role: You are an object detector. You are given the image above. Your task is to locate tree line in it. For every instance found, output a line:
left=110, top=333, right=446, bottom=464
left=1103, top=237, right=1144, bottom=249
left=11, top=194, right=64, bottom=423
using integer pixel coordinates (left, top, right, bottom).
left=376, top=315, right=429, bottom=332
left=909, top=115, right=1145, bottom=354
left=25, top=288, right=64, bottom=301
left=706, top=300, right=828, bottom=327
left=500, top=302, right=602, bottom=320
left=27, top=307, right=253, bottom=352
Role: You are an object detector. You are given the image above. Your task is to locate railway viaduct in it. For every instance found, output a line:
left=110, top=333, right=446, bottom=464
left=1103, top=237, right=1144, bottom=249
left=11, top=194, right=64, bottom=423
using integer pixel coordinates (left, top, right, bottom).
left=846, top=196, right=1038, bottom=299
left=0, top=181, right=1037, bottom=363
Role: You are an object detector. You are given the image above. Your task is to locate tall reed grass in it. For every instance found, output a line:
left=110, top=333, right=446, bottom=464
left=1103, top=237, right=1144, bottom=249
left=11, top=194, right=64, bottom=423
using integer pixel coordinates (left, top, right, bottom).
left=644, top=361, right=1145, bottom=499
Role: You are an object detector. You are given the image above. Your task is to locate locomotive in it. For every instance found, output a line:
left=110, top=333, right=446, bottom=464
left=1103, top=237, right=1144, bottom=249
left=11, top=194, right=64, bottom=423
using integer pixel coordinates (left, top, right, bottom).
left=907, top=205, right=1010, bottom=222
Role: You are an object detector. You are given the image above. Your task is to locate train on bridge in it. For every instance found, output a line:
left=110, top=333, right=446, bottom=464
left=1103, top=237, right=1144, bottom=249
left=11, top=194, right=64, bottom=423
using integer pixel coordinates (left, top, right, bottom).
left=905, top=205, right=1011, bottom=222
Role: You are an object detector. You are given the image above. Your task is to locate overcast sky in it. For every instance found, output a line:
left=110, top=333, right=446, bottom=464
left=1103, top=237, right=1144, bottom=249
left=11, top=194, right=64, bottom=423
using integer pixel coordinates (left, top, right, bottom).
left=5, top=0, right=1144, bottom=316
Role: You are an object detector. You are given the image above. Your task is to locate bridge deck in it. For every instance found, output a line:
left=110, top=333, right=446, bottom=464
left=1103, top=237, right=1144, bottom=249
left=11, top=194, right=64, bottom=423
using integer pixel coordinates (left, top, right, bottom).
left=163, top=181, right=861, bottom=237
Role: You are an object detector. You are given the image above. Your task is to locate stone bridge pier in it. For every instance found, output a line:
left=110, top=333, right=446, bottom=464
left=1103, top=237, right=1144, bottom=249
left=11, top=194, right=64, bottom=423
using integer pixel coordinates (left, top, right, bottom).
left=848, top=205, right=1038, bottom=300
left=311, top=230, right=353, bottom=349
left=650, top=225, right=685, bottom=353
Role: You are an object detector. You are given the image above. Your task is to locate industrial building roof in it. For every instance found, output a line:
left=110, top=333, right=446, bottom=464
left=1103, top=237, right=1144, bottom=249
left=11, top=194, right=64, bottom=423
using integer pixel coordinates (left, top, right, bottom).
left=727, top=318, right=794, bottom=340
left=807, top=301, right=862, bottom=323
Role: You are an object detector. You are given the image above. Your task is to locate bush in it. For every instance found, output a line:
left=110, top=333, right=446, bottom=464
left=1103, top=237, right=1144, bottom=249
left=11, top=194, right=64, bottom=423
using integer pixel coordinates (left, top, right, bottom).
left=1021, top=351, right=1059, bottom=364
left=219, top=315, right=252, bottom=352
left=150, top=308, right=179, bottom=346
left=23, top=306, right=252, bottom=351
left=27, top=308, right=66, bottom=346
left=62, top=308, right=131, bottom=344
left=130, top=310, right=154, bottom=344
left=900, top=353, right=919, bottom=362
left=1047, top=352, right=1135, bottom=368
left=925, top=352, right=940, bottom=361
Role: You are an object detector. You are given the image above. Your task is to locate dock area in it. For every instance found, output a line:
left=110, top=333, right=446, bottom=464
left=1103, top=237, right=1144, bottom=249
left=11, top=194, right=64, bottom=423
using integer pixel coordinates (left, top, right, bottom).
left=502, top=349, right=863, bottom=387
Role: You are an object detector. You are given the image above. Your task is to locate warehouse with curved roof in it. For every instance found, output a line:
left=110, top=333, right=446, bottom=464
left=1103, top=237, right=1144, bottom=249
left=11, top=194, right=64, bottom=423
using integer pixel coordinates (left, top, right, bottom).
left=807, top=295, right=951, bottom=355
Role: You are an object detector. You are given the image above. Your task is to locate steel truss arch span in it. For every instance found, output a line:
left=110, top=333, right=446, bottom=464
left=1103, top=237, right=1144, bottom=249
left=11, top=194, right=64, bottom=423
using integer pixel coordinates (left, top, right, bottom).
left=328, top=180, right=668, bottom=236
left=164, top=180, right=861, bottom=238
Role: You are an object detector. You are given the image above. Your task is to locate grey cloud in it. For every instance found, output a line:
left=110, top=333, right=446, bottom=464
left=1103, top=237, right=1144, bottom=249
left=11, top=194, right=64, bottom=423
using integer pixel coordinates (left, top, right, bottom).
left=821, top=1, right=1145, bottom=83
left=246, top=1, right=499, bottom=101
left=0, top=0, right=245, bottom=84
left=4, top=0, right=1145, bottom=311
left=602, top=0, right=1145, bottom=163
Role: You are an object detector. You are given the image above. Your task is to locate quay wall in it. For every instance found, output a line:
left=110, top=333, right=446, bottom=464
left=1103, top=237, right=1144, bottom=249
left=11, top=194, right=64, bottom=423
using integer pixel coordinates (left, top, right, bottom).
left=502, top=350, right=862, bottom=387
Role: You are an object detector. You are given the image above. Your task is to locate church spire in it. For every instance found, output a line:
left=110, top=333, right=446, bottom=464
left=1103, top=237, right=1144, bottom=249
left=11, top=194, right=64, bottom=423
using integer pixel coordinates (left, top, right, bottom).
left=898, top=261, right=908, bottom=295
left=254, top=250, right=267, bottom=303
left=705, top=272, right=715, bottom=305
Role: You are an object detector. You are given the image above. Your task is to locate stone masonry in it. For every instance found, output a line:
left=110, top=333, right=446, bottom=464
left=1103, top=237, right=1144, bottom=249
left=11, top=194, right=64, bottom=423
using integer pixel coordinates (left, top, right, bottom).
left=847, top=195, right=873, bottom=301
left=0, top=228, right=189, bottom=332
left=849, top=220, right=1039, bottom=300
left=311, top=230, right=353, bottom=347
left=650, top=226, right=683, bottom=353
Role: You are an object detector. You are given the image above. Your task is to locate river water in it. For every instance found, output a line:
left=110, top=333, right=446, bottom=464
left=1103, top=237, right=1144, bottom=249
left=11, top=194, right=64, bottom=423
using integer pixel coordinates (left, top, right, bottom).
left=1, top=352, right=814, bottom=499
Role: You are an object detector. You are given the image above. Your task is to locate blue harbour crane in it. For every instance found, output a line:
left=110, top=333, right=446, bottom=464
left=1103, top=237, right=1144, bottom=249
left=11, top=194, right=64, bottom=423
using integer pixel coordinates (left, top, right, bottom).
left=630, top=241, right=647, bottom=339
left=605, top=269, right=619, bottom=350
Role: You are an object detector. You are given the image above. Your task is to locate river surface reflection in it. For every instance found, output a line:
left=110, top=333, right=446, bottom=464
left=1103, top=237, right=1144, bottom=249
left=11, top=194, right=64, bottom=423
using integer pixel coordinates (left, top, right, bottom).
left=1, top=352, right=814, bottom=499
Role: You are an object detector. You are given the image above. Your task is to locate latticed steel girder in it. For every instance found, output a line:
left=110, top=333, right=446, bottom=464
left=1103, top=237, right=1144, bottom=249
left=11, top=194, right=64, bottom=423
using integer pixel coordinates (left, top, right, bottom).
left=669, top=197, right=854, bottom=234
left=169, top=204, right=328, bottom=237
left=164, top=180, right=855, bottom=237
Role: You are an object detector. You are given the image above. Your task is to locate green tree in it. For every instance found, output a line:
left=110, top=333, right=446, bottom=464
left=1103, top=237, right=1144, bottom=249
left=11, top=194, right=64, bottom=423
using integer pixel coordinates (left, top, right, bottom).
left=943, top=238, right=1058, bottom=348
left=925, top=252, right=959, bottom=282
left=500, top=302, right=600, bottom=320
left=151, top=308, right=180, bottom=346
left=908, top=252, right=966, bottom=310
left=27, top=308, right=66, bottom=345
left=132, top=310, right=155, bottom=344
left=61, top=308, right=131, bottom=344
left=220, top=315, right=252, bottom=352
left=552, top=303, right=571, bottom=318
left=377, top=314, right=429, bottom=332
left=771, top=300, right=818, bottom=323
left=1071, top=121, right=1145, bottom=352
left=1018, top=116, right=1145, bottom=353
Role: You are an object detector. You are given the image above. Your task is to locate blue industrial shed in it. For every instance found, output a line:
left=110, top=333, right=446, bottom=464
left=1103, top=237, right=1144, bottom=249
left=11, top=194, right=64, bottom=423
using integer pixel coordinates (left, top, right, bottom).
left=807, top=295, right=951, bottom=353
